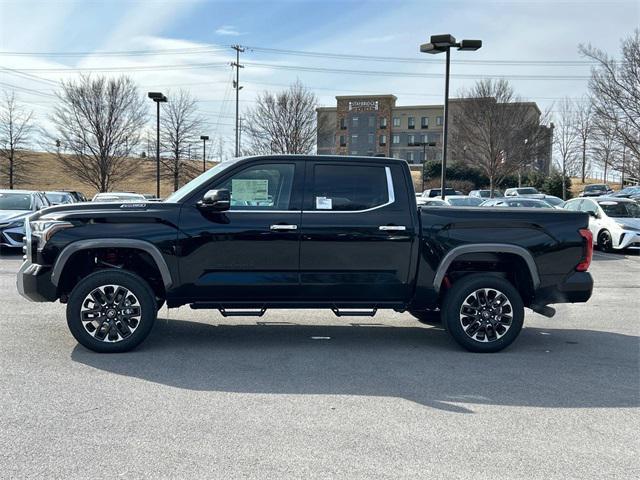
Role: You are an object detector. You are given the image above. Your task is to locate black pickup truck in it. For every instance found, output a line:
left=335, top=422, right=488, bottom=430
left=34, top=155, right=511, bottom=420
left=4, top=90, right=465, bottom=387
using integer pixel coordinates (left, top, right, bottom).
left=17, top=155, right=593, bottom=353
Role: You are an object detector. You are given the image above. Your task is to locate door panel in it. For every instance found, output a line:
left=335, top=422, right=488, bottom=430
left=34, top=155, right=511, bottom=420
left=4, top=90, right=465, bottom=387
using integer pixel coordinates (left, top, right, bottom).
left=299, top=162, right=416, bottom=302
left=175, top=161, right=303, bottom=302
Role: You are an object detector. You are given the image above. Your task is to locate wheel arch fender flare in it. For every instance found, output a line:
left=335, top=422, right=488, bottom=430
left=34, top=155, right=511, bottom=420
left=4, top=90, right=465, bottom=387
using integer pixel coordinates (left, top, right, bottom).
left=432, top=243, right=540, bottom=292
left=51, top=239, right=173, bottom=289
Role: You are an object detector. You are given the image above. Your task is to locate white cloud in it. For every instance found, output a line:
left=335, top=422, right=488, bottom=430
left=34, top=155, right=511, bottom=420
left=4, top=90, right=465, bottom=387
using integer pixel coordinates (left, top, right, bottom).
left=215, top=25, right=243, bottom=36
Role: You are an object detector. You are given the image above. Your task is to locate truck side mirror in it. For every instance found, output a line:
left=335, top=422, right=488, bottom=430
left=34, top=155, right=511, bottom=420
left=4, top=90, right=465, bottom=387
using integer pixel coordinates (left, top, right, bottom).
left=197, top=189, right=230, bottom=211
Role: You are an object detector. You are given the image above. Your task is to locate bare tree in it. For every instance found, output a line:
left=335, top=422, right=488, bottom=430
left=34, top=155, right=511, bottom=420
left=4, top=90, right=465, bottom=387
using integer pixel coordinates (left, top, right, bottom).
left=0, top=91, right=34, bottom=189
left=49, top=75, right=146, bottom=192
left=574, top=98, right=594, bottom=183
left=554, top=98, right=580, bottom=199
left=159, top=90, right=205, bottom=190
left=580, top=30, right=640, bottom=160
left=450, top=79, right=552, bottom=195
left=592, top=119, right=618, bottom=183
left=244, top=80, right=317, bottom=155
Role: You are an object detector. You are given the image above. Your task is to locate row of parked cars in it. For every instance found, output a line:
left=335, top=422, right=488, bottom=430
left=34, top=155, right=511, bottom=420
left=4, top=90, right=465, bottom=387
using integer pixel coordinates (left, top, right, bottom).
left=416, top=184, right=640, bottom=252
left=0, top=189, right=153, bottom=250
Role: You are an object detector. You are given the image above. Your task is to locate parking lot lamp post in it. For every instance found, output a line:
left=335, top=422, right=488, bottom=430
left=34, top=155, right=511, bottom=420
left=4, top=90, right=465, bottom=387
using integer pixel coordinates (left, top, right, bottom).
left=200, top=135, right=209, bottom=172
left=148, top=92, right=167, bottom=198
left=410, top=141, right=438, bottom=192
left=420, top=35, right=482, bottom=199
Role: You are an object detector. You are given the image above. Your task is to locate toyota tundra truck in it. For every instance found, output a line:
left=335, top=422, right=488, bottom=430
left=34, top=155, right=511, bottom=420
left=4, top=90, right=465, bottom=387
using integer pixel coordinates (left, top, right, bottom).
left=17, top=155, right=594, bottom=353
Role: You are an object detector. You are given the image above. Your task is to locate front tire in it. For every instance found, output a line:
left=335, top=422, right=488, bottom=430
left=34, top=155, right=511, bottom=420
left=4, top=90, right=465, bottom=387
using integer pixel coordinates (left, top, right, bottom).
left=597, top=229, right=614, bottom=253
left=442, top=274, right=524, bottom=353
left=66, top=269, right=157, bottom=353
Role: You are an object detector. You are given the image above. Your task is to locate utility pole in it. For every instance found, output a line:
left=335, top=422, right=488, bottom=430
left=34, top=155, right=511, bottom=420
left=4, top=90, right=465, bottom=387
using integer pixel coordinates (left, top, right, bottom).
left=238, top=117, right=243, bottom=156
left=231, top=45, right=245, bottom=157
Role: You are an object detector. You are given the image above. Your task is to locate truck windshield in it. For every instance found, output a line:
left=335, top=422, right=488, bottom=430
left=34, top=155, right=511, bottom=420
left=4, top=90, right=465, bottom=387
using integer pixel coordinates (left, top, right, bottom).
left=164, top=159, right=242, bottom=203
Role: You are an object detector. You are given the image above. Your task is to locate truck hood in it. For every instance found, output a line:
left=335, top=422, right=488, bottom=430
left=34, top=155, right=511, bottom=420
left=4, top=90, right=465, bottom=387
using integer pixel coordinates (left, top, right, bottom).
left=0, top=210, right=32, bottom=224
left=31, top=201, right=182, bottom=222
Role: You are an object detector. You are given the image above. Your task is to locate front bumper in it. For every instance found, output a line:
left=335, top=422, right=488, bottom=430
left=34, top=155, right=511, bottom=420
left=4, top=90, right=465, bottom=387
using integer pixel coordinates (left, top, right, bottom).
left=0, top=224, right=26, bottom=248
left=534, top=271, right=593, bottom=306
left=17, top=261, right=57, bottom=302
left=615, top=230, right=640, bottom=250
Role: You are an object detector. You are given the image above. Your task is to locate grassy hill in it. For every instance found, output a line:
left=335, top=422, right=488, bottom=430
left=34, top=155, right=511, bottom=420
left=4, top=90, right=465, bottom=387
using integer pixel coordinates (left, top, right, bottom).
left=0, top=151, right=212, bottom=198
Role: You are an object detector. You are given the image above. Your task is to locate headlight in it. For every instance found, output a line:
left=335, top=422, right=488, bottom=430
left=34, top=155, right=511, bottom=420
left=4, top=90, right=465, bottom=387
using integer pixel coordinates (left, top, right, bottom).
left=30, top=220, right=74, bottom=249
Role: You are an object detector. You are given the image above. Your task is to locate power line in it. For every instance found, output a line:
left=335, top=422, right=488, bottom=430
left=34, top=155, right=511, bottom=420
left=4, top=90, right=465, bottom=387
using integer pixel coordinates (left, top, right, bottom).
left=0, top=46, right=228, bottom=57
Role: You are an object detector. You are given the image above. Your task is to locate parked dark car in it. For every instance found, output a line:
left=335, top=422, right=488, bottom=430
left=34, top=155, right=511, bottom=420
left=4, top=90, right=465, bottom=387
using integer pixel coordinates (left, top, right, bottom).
left=580, top=184, right=613, bottom=197
left=0, top=190, right=50, bottom=249
left=65, top=191, right=87, bottom=203
left=18, top=155, right=593, bottom=354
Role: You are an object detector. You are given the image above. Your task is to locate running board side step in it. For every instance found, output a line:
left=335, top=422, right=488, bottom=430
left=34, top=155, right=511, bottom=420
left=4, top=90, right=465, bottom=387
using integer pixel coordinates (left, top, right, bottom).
left=218, top=308, right=267, bottom=317
left=331, top=307, right=377, bottom=317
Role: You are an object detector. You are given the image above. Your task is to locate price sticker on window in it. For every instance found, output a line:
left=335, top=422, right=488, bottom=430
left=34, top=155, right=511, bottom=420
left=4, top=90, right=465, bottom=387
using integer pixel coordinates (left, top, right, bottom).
left=232, top=179, right=269, bottom=202
left=316, top=196, right=332, bottom=210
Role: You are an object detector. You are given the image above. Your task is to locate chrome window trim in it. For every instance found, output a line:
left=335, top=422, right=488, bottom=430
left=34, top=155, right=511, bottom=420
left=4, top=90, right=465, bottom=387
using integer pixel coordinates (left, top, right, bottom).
left=302, top=166, right=395, bottom=214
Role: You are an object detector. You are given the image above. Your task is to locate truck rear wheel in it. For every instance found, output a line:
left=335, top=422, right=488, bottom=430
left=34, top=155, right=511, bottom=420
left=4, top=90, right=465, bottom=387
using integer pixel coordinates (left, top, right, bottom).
left=442, top=274, right=524, bottom=353
left=66, top=269, right=157, bottom=353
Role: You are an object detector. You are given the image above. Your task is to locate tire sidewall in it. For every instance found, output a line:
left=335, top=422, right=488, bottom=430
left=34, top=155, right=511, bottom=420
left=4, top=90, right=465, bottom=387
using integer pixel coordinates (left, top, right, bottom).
left=66, top=269, right=157, bottom=353
left=443, top=274, right=524, bottom=353
left=598, top=230, right=613, bottom=253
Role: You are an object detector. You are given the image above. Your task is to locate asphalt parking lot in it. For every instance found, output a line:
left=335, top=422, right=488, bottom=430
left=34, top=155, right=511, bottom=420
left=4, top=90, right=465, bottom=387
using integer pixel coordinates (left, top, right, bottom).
left=0, top=249, right=638, bottom=479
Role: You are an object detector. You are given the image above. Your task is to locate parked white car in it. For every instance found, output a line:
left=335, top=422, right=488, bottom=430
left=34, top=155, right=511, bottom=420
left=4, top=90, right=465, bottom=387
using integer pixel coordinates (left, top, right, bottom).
left=503, top=187, right=546, bottom=199
left=563, top=197, right=640, bottom=252
left=92, top=192, right=147, bottom=203
left=442, top=195, right=484, bottom=207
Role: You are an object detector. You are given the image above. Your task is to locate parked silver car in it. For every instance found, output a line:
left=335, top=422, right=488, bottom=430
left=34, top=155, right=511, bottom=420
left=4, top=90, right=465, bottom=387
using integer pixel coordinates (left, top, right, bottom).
left=563, top=197, right=640, bottom=251
left=92, top=192, right=147, bottom=203
left=0, top=190, right=50, bottom=249
left=503, top=187, right=546, bottom=199
left=480, top=198, right=554, bottom=208
left=443, top=195, right=484, bottom=207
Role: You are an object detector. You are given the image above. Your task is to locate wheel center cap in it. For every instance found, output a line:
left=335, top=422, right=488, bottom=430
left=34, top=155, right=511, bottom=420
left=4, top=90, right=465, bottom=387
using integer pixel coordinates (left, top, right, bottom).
left=106, top=309, right=117, bottom=318
left=481, top=311, right=491, bottom=319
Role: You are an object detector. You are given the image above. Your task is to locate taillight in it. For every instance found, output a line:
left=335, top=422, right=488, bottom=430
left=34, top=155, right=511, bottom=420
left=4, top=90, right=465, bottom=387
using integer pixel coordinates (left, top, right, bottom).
left=576, top=228, right=593, bottom=271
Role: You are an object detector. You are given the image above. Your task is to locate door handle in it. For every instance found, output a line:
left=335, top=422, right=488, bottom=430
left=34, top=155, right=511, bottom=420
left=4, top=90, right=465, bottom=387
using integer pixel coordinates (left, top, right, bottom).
left=379, top=225, right=406, bottom=231
left=270, top=224, right=298, bottom=231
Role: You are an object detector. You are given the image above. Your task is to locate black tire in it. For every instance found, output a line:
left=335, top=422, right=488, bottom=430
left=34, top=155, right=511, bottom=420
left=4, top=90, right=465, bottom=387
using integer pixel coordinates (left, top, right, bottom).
left=409, top=309, right=441, bottom=326
left=66, top=269, right=157, bottom=353
left=442, top=274, right=524, bottom=353
left=597, top=229, right=614, bottom=253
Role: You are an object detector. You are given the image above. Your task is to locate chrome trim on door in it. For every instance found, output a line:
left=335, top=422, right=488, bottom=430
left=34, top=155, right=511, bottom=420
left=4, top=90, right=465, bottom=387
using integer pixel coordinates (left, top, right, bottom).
left=270, top=224, right=298, bottom=230
left=379, top=225, right=406, bottom=231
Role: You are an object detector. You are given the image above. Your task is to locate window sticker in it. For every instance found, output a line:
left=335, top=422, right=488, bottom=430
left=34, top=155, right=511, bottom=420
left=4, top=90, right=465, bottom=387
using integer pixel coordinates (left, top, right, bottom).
left=316, top=196, right=332, bottom=210
left=231, top=179, right=269, bottom=202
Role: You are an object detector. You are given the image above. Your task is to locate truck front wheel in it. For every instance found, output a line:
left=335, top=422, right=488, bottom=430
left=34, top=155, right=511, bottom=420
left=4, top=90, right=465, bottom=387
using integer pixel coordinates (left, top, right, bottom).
left=442, top=274, right=524, bottom=353
left=66, top=269, right=158, bottom=353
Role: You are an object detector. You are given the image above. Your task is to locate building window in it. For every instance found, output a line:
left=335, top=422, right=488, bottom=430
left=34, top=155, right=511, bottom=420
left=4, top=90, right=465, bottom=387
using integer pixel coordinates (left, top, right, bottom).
left=408, top=117, right=415, bottom=129
left=406, top=151, right=415, bottom=162
left=392, top=117, right=401, bottom=128
left=380, top=117, right=387, bottom=129
left=351, top=134, right=358, bottom=144
left=392, top=152, right=401, bottom=159
left=392, top=134, right=400, bottom=144
left=408, top=134, right=416, bottom=145
left=379, top=134, right=387, bottom=146
left=339, top=135, right=346, bottom=147
left=340, top=118, right=347, bottom=130
left=368, top=133, right=374, bottom=144
left=421, top=116, right=429, bottom=128
left=422, top=134, right=428, bottom=143
left=368, top=116, right=375, bottom=128
left=436, top=116, right=443, bottom=126
left=352, top=116, right=359, bottom=127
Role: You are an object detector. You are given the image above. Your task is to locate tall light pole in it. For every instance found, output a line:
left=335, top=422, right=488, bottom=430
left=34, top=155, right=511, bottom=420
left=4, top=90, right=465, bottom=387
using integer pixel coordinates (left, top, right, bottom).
left=200, top=135, right=209, bottom=172
left=148, top=92, right=167, bottom=198
left=420, top=35, right=482, bottom=199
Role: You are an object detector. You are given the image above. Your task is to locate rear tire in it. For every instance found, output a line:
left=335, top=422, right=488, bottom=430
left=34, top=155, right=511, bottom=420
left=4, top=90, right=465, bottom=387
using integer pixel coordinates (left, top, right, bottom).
left=442, top=274, right=524, bottom=353
left=66, top=269, right=157, bottom=353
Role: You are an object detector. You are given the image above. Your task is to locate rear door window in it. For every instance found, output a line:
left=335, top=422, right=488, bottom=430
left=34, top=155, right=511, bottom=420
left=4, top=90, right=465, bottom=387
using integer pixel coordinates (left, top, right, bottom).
left=309, top=164, right=390, bottom=211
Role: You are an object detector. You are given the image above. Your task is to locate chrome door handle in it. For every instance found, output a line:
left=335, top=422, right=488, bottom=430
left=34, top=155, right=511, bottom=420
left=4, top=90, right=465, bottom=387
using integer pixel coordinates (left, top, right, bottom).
left=379, top=225, right=406, bottom=231
left=270, top=224, right=298, bottom=230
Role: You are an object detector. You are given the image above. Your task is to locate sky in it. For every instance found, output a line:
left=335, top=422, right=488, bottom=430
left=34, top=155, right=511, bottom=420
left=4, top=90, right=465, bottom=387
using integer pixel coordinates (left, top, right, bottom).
left=0, top=0, right=638, bottom=158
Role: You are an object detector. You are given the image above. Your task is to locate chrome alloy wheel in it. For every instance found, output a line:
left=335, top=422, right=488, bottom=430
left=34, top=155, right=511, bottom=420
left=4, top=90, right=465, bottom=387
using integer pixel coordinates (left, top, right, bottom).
left=459, top=288, right=513, bottom=343
left=80, top=284, right=141, bottom=343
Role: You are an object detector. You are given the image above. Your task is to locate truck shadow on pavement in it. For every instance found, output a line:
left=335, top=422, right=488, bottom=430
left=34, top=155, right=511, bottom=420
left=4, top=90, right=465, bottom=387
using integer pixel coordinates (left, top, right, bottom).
left=71, top=319, right=639, bottom=413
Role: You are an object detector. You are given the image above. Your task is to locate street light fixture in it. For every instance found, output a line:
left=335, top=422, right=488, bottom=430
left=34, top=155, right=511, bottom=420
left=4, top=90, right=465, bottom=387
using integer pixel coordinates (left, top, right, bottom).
left=200, top=135, right=209, bottom=172
left=148, top=91, right=167, bottom=198
left=420, top=34, right=482, bottom=199
left=409, top=141, right=437, bottom=192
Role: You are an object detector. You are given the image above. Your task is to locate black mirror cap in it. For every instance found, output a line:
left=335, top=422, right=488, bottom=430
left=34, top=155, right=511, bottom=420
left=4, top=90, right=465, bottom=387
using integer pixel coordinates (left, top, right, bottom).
left=198, top=189, right=231, bottom=211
